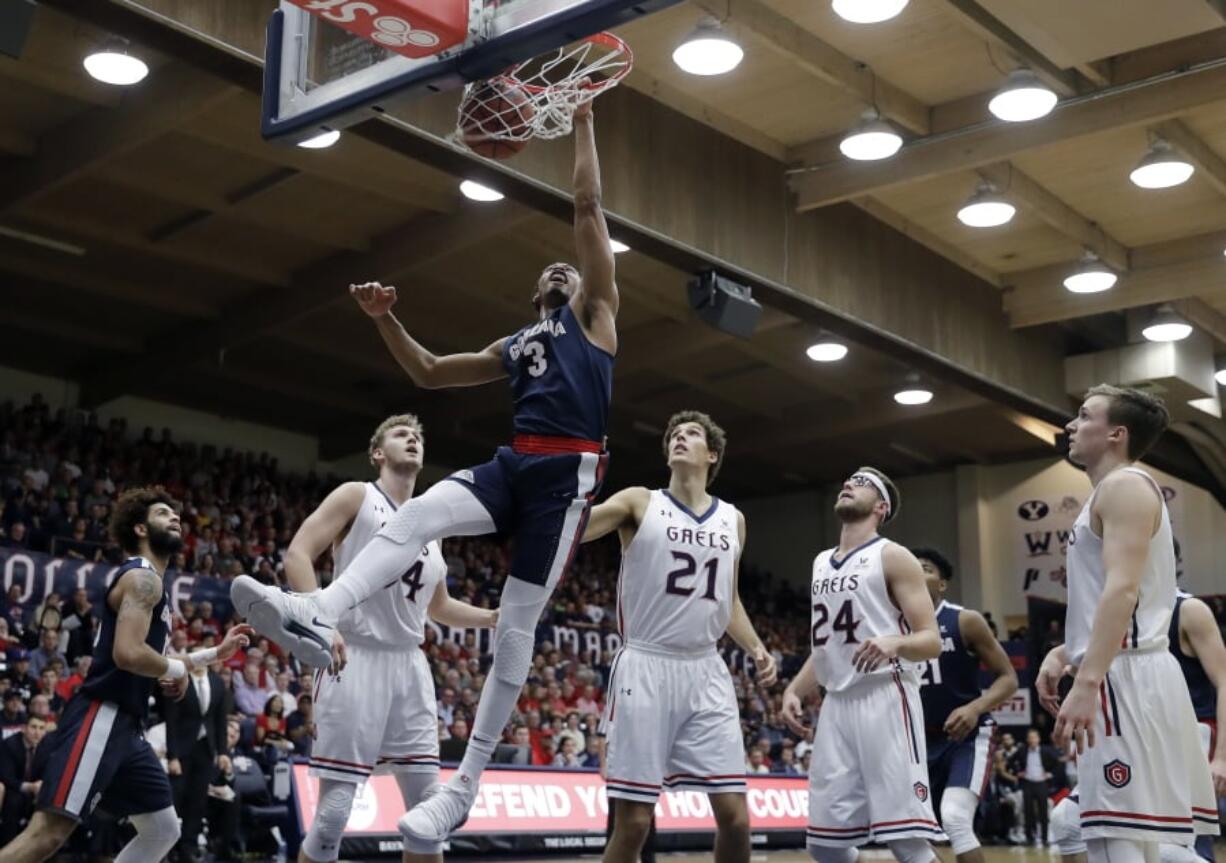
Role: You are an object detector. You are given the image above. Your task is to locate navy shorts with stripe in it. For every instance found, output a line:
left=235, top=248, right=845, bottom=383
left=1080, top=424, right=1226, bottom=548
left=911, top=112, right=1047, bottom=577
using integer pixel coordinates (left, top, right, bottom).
left=447, top=446, right=607, bottom=587
left=38, top=696, right=172, bottom=821
left=926, top=719, right=995, bottom=806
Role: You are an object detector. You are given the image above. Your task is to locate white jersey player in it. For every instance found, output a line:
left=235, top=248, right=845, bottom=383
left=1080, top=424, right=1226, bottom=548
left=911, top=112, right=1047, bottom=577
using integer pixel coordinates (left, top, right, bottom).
left=1038, top=385, right=1218, bottom=863
left=782, top=467, right=942, bottom=863
left=582, top=411, right=777, bottom=863
left=283, top=414, right=497, bottom=863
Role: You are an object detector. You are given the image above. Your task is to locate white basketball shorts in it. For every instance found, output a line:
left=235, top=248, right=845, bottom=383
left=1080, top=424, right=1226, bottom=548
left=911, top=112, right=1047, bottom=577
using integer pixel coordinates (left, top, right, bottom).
left=310, top=643, right=439, bottom=784
left=601, top=643, right=746, bottom=802
left=807, top=669, right=940, bottom=847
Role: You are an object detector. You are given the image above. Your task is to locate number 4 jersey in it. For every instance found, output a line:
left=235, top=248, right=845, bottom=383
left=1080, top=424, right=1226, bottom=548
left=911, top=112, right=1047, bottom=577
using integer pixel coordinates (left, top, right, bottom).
left=616, top=490, right=740, bottom=652
left=334, top=482, right=445, bottom=649
left=810, top=536, right=918, bottom=692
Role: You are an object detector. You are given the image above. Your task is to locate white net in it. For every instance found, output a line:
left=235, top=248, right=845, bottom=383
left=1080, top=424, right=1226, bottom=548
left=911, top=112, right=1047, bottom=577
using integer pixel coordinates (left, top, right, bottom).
left=456, top=32, right=632, bottom=147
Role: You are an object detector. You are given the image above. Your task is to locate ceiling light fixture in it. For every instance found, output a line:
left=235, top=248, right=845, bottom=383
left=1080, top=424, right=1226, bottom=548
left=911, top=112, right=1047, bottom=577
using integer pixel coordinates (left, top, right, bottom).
left=839, top=109, right=902, bottom=161
left=1130, top=139, right=1194, bottom=189
left=83, top=41, right=149, bottom=86
left=988, top=69, right=1057, bottom=123
left=894, top=386, right=933, bottom=406
left=459, top=180, right=504, bottom=202
left=297, top=129, right=341, bottom=149
left=672, top=17, right=743, bottom=76
left=806, top=341, right=848, bottom=363
left=831, top=0, right=909, bottom=24
left=1141, top=305, right=1193, bottom=342
left=1063, top=251, right=1118, bottom=294
left=956, top=183, right=1016, bottom=228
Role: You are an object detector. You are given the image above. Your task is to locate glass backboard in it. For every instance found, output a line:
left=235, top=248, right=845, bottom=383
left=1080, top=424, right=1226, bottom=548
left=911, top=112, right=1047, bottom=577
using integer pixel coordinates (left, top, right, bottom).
left=262, top=0, right=679, bottom=143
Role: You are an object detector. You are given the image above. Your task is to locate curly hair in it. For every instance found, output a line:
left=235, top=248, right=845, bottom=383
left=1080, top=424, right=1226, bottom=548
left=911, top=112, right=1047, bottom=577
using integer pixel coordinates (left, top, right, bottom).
left=109, top=486, right=177, bottom=555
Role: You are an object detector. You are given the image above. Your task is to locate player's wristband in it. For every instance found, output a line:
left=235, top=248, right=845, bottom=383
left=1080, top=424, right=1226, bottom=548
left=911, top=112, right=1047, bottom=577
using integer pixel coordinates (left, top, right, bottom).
left=187, top=647, right=219, bottom=669
left=164, top=658, right=188, bottom=680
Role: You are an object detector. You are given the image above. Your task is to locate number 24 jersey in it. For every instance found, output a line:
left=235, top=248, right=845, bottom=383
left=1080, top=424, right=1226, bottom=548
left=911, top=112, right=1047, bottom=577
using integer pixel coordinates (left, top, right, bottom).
left=616, top=490, right=740, bottom=653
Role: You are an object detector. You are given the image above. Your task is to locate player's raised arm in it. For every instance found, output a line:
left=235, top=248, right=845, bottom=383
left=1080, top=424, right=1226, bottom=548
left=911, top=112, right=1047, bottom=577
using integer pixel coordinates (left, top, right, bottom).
left=351, top=282, right=508, bottom=389
left=725, top=510, right=776, bottom=686
left=1178, top=597, right=1226, bottom=793
left=569, top=99, right=618, bottom=351
left=581, top=486, right=648, bottom=545
left=428, top=581, right=498, bottom=630
left=283, top=482, right=367, bottom=593
left=1055, top=471, right=1157, bottom=752
left=944, top=609, right=1018, bottom=741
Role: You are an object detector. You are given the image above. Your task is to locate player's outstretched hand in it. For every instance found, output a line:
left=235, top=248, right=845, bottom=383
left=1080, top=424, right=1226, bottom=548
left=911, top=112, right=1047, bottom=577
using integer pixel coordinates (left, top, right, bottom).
left=1053, top=677, right=1097, bottom=755
left=781, top=689, right=809, bottom=737
left=573, top=79, right=593, bottom=121
left=328, top=630, right=348, bottom=676
left=350, top=281, right=397, bottom=317
left=217, top=623, right=254, bottom=663
left=752, top=646, right=777, bottom=688
left=1036, top=646, right=1072, bottom=717
left=851, top=635, right=901, bottom=673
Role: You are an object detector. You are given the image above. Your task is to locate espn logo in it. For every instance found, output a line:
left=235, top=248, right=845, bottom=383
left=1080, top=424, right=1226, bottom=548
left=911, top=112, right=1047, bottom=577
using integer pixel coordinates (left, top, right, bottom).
left=290, top=0, right=468, bottom=58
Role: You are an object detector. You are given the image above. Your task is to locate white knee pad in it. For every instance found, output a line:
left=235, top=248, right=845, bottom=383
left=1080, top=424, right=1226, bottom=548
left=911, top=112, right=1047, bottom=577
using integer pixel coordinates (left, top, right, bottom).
left=1051, top=796, right=1087, bottom=857
left=940, top=787, right=981, bottom=855
left=302, top=779, right=358, bottom=863
left=888, top=837, right=936, bottom=863
left=115, top=806, right=181, bottom=863
left=396, top=772, right=444, bottom=856
left=808, top=844, right=859, bottom=863
left=492, top=625, right=534, bottom=687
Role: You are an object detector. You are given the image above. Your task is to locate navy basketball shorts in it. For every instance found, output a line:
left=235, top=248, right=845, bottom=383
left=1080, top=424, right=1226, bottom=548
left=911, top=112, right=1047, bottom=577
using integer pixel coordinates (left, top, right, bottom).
left=446, top=442, right=608, bottom=588
left=925, top=719, right=995, bottom=806
left=38, top=696, right=173, bottom=821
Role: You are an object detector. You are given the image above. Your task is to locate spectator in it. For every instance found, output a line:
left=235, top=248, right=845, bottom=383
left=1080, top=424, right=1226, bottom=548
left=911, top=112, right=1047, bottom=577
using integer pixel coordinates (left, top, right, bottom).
left=255, top=694, right=294, bottom=758
left=746, top=746, right=769, bottom=774
left=60, top=588, right=96, bottom=663
left=29, top=627, right=66, bottom=677
left=580, top=737, right=602, bottom=769
left=286, top=692, right=316, bottom=756
left=440, top=717, right=470, bottom=762
left=557, top=712, right=586, bottom=754
left=7, top=650, right=36, bottom=702
left=271, top=670, right=297, bottom=717
left=437, top=686, right=457, bottom=727
left=164, top=663, right=229, bottom=863
left=1009, top=728, right=1062, bottom=845
left=574, top=683, right=600, bottom=716
left=552, top=736, right=581, bottom=767
left=207, top=720, right=243, bottom=863
left=771, top=742, right=802, bottom=775
left=0, top=715, right=48, bottom=845
left=56, top=655, right=90, bottom=701
left=233, top=659, right=274, bottom=716
left=36, top=668, right=64, bottom=718
left=0, top=690, right=26, bottom=727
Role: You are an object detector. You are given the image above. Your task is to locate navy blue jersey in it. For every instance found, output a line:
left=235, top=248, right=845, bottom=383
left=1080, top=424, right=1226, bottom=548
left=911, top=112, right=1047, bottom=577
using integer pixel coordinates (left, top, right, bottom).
left=78, top=557, right=172, bottom=718
left=503, top=302, right=613, bottom=443
left=919, top=601, right=983, bottom=731
left=1171, top=591, right=1216, bottom=721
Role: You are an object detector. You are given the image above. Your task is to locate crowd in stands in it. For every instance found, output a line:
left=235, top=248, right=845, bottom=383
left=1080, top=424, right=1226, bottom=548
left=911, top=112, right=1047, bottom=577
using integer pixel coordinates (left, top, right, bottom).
left=1, top=394, right=1223, bottom=858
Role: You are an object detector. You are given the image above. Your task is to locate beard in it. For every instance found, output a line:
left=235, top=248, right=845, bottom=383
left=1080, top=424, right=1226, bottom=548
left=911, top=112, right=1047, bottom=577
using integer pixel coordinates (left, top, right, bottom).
left=147, top=524, right=184, bottom=557
left=834, top=497, right=875, bottom=523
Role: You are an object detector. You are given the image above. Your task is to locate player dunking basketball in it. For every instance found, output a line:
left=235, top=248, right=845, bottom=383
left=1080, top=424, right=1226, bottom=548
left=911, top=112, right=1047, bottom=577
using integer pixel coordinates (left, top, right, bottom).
left=782, top=467, right=943, bottom=863
left=1036, top=385, right=1218, bottom=863
left=287, top=415, right=497, bottom=863
left=582, top=411, right=777, bottom=863
left=232, top=95, right=616, bottom=845
left=0, top=488, right=251, bottom=863
left=912, top=547, right=1019, bottom=863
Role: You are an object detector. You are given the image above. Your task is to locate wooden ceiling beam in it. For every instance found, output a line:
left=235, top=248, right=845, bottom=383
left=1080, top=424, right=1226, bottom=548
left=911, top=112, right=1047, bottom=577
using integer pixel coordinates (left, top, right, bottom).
left=1004, top=233, right=1226, bottom=327
left=791, top=61, right=1226, bottom=210
left=852, top=196, right=1005, bottom=287
left=976, top=162, right=1131, bottom=271
left=0, top=63, right=232, bottom=213
left=1152, top=119, right=1226, bottom=197
left=937, top=0, right=1085, bottom=95
left=691, top=0, right=931, bottom=134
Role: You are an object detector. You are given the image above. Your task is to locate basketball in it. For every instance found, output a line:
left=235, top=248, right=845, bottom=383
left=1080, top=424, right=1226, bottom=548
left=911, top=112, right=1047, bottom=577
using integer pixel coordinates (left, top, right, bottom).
left=459, top=79, right=535, bottom=159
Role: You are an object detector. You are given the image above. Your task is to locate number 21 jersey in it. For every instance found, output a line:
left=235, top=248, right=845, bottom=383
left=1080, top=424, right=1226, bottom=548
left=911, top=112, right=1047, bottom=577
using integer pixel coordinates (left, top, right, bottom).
left=810, top=536, right=916, bottom=692
left=617, top=490, right=740, bottom=652
left=334, top=482, right=444, bottom=649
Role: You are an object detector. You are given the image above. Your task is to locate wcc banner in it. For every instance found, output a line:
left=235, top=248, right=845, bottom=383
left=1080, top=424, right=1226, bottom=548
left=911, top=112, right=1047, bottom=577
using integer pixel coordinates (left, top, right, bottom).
left=293, top=766, right=809, bottom=857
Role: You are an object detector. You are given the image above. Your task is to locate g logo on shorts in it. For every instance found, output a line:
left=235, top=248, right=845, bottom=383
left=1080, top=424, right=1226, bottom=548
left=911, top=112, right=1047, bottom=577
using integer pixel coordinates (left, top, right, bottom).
left=1103, top=759, right=1131, bottom=788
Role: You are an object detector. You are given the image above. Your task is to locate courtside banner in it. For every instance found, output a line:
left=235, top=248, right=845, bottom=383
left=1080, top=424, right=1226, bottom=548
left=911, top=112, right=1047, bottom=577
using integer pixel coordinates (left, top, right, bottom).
left=292, top=765, right=808, bottom=856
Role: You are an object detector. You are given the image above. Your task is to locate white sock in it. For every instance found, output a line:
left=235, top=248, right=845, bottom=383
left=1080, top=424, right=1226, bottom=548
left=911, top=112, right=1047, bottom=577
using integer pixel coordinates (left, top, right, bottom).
left=317, top=480, right=495, bottom=619
left=454, top=578, right=550, bottom=784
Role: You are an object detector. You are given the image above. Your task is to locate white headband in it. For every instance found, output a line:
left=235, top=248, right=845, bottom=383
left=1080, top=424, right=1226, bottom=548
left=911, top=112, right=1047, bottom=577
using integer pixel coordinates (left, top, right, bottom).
left=852, top=472, right=892, bottom=518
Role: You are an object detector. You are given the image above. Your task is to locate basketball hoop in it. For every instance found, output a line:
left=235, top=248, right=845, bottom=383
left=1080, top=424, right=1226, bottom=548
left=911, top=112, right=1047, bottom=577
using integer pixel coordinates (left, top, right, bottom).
left=456, top=32, right=632, bottom=152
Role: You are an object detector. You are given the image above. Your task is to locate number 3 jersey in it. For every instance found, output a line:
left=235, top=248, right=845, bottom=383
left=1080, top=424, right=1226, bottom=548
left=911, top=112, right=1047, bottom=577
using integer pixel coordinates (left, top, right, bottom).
left=616, top=490, right=740, bottom=653
left=810, top=536, right=918, bottom=693
left=334, top=482, right=445, bottom=649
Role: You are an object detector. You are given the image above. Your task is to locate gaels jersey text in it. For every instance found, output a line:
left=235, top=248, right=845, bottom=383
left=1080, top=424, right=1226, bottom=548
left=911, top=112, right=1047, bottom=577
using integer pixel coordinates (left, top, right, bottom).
left=617, top=490, right=740, bottom=652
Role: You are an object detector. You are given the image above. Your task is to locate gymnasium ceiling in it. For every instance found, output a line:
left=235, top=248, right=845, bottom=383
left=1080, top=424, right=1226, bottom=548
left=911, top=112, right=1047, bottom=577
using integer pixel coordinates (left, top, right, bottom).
left=2, top=0, right=1225, bottom=499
